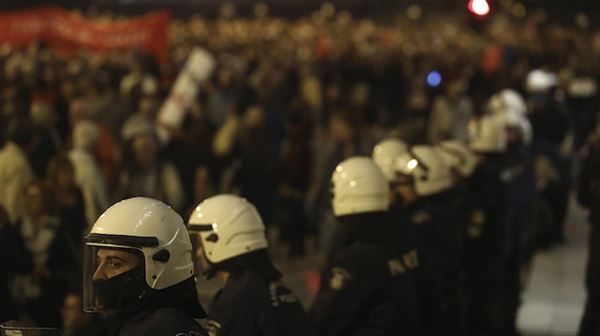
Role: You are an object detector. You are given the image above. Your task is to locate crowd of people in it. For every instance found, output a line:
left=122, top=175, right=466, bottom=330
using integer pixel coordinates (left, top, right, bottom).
left=0, top=4, right=599, bottom=336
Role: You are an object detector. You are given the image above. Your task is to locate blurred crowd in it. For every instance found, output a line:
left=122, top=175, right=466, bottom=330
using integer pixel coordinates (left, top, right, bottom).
left=0, top=5, right=599, bottom=334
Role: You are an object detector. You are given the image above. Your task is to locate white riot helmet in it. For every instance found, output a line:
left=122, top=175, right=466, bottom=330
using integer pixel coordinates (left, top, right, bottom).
left=188, top=194, right=267, bottom=264
left=331, top=157, right=389, bottom=216
left=468, top=115, right=507, bottom=153
left=525, top=69, right=557, bottom=94
left=372, top=138, right=408, bottom=182
left=493, top=108, right=533, bottom=145
left=436, top=140, right=478, bottom=178
left=83, top=197, right=197, bottom=313
left=394, top=145, right=453, bottom=196
left=487, top=89, right=527, bottom=115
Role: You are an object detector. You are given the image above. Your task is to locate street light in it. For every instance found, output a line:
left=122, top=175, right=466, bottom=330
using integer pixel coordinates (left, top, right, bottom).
left=467, top=0, right=491, bottom=17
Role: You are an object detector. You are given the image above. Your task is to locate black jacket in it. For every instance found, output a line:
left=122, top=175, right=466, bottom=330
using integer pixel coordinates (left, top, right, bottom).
left=0, top=221, right=33, bottom=323
left=110, top=307, right=207, bottom=336
left=396, top=192, right=465, bottom=336
left=97, top=277, right=208, bottom=336
left=310, top=213, right=421, bottom=336
left=461, top=155, right=508, bottom=273
left=208, top=270, right=312, bottom=336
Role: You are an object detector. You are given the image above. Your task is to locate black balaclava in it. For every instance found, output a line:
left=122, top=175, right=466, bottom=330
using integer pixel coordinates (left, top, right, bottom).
left=95, top=267, right=149, bottom=315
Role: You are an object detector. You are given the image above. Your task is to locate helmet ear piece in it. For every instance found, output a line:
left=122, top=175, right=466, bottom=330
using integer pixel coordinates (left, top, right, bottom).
left=152, top=249, right=170, bottom=263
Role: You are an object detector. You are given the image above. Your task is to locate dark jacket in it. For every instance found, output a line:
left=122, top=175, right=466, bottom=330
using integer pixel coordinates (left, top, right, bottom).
left=310, top=213, right=421, bottom=336
left=0, top=221, right=33, bottom=323
left=105, top=307, right=207, bottom=336
left=208, top=269, right=312, bottom=336
left=397, top=192, right=465, bottom=336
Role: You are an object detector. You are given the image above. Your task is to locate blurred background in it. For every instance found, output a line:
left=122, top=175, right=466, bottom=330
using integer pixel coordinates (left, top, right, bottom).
left=0, top=1, right=598, bottom=335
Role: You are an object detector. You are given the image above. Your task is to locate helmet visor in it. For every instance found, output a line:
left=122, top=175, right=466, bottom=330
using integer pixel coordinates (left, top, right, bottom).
left=187, top=227, right=215, bottom=276
left=82, top=243, right=143, bottom=313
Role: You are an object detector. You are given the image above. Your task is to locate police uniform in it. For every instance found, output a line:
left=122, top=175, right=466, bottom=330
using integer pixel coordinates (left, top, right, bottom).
left=460, top=154, right=508, bottom=336
left=207, top=270, right=312, bottom=336
left=310, top=215, right=421, bottom=336
left=400, top=193, right=464, bottom=336
left=101, top=306, right=207, bottom=336
left=497, top=145, right=535, bottom=336
left=0, top=214, right=33, bottom=323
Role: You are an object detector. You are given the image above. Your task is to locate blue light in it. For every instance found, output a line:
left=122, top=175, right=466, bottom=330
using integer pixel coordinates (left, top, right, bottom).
left=427, top=71, right=442, bottom=87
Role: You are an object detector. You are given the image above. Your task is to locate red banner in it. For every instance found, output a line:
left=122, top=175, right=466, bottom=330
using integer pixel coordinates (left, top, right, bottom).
left=0, top=7, right=170, bottom=63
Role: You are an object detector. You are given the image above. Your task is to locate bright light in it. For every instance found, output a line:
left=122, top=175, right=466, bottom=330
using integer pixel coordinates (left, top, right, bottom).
left=427, top=71, right=442, bottom=87
left=468, top=0, right=490, bottom=17
left=407, top=159, right=418, bottom=170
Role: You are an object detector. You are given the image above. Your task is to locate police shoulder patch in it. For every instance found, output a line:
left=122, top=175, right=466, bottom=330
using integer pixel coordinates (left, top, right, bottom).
left=329, top=267, right=351, bottom=290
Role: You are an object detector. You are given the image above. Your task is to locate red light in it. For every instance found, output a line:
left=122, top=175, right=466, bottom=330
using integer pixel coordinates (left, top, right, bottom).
left=468, top=0, right=490, bottom=17
left=304, top=269, right=321, bottom=296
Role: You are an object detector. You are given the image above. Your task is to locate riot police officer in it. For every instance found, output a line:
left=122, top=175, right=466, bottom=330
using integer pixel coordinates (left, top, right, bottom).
left=460, top=114, right=511, bottom=336
left=391, top=145, right=465, bottom=336
left=490, top=91, right=536, bottom=336
left=310, top=156, right=421, bottom=336
left=188, top=194, right=312, bottom=336
left=437, top=138, right=494, bottom=336
left=83, top=197, right=207, bottom=336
